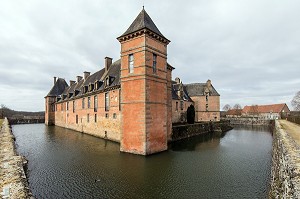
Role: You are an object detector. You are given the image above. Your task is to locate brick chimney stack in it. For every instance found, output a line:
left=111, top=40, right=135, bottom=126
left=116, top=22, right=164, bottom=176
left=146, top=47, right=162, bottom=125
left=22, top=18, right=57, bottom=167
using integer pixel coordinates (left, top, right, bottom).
left=83, top=71, right=90, bottom=80
left=70, top=80, right=76, bottom=85
left=105, top=57, right=113, bottom=71
left=77, top=76, right=83, bottom=83
left=175, top=77, right=181, bottom=84
left=54, top=77, right=57, bottom=85
left=206, top=79, right=212, bottom=89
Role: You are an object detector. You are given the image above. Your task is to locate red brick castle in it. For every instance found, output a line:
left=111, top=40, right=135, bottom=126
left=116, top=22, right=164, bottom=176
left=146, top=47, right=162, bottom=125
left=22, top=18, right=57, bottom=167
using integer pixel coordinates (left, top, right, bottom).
left=45, top=8, right=220, bottom=155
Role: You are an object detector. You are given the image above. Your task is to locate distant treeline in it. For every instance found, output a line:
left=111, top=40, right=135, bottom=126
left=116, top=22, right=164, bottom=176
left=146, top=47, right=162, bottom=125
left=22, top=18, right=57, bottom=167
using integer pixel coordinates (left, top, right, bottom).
left=0, top=106, right=44, bottom=119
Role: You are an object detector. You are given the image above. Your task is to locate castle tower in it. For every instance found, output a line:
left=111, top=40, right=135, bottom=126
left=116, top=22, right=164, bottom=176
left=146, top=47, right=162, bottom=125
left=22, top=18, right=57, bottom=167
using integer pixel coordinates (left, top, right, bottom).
left=117, top=8, right=172, bottom=155
left=45, top=77, right=68, bottom=125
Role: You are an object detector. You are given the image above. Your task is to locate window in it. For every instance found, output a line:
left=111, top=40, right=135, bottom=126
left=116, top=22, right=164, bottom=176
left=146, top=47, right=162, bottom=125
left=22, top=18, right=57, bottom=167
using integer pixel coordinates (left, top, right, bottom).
left=180, top=101, right=184, bottom=110
left=129, top=54, right=134, bottom=73
left=206, top=104, right=209, bottom=111
left=105, top=113, right=109, bottom=118
left=66, top=102, right=69, bottom=111
left=113, top=113, right=117, bottom=119
left=87, top=114, right=90, bottom=123
left=82, top=98, right=85, bottom=109
left=95, top=114, right=97, bottom=122
left=88, top=97, right=91, bottom=108
left=76, top=115, right=78, bottom=124
left=73, top=101, right=75, bottom=113
left=94, top=95, right=98, bottom=112
left=206, top=95, right=208, bottom=102
left=153, top=54, right=157, bottom=73
left=176, top=102, right=178, bottom=111
left=105, top=92, right=109, bottom=111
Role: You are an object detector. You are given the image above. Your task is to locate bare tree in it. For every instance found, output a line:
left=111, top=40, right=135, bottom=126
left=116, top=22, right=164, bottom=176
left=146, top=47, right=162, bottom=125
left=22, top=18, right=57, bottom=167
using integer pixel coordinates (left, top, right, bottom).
left=222, top=104, right=231, bottom=111
left=292, top=91, right=300, bottom=111
left=233, top=104, right=242, bottom=110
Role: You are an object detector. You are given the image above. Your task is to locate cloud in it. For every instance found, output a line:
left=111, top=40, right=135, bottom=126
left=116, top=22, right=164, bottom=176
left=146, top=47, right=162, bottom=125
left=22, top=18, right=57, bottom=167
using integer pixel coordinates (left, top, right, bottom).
left=0, top=0, right=299, bottom=111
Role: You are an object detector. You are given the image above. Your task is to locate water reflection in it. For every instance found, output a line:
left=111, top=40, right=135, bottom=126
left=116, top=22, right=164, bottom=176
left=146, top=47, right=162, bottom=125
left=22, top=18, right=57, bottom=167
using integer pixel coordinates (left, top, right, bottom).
left=13, top=124, right=272, bottom=199
left=169, top=132, right=222, bottom=151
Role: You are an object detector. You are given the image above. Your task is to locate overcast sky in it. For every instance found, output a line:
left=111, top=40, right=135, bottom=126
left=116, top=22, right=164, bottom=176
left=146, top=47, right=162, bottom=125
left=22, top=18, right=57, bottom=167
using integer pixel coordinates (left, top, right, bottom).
left=0, top=0, right=299, bottom=111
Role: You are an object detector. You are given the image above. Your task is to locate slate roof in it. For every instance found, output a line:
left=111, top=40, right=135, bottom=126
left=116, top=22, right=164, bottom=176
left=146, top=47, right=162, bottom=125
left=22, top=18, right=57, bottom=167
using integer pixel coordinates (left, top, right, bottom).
left=184, top=83, right=220, bottom=97
left=50, top=59, right=121, bottom=101
left=46, top=78, right=68, bottom=97
left=243, top=103, right=289, bottom=114
left=172, top=83, right=193, bottom=102
left=119, top=8, right=167, bottom=40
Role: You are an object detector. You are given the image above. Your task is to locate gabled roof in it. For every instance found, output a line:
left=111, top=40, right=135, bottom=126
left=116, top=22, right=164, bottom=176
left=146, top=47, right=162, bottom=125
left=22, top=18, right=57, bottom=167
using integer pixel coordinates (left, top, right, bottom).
left=184, top=83, right=220, bottom=97
left=119, top=8, right=167, bottom=39
left=226, top=109, right=243, bottom=116
left=243, top=103, right=289, bottom=114
left=46, top=78, right=68, bottom=97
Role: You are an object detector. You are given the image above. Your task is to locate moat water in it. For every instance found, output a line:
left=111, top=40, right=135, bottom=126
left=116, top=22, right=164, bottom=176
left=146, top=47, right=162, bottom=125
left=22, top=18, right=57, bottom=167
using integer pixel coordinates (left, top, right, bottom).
left=13, top=124, right=272, bottom=198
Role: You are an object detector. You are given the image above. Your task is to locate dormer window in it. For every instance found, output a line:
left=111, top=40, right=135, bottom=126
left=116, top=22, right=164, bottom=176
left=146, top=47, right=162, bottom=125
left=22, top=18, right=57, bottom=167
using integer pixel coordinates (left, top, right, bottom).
left=89, top=84, right=94, bottom=92
left=106, top=77, right=110, bottom=87
left=84, top=86, right=88, bottom=93
left=95, top=81, right=98, bottom=90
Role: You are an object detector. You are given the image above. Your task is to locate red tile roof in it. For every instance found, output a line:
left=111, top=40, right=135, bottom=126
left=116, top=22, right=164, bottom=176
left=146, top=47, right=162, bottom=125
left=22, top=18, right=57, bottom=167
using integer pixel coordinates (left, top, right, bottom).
left=226, top=109, right=242, bottom=115
left=243, top=103, right=289, bottom=114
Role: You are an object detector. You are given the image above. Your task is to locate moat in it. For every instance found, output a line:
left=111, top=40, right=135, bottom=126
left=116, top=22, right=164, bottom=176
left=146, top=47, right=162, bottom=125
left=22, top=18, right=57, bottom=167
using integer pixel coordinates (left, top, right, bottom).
left=13, top=124, right=272, bottom=198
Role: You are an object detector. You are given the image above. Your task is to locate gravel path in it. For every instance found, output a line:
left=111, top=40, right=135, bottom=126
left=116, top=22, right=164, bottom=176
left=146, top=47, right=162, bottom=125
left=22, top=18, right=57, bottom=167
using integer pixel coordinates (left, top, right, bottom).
left=279, top=120, right=300, bottom=146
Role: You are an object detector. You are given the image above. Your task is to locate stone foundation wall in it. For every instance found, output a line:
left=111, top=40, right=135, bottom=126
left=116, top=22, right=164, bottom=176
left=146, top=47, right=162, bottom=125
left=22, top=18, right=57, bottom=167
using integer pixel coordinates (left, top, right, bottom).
left=0, top=118, right=32, bottom=198
left=269, top=120, right=300, bottom=198
left=227, top=117, right=272, bottom=126
left=171, top=121, right=232, bottom=142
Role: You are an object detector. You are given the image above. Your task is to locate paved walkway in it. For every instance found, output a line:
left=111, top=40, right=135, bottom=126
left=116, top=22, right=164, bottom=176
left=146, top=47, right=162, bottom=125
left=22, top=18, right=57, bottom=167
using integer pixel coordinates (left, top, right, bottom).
left=279, top=120, right=300, bottom=146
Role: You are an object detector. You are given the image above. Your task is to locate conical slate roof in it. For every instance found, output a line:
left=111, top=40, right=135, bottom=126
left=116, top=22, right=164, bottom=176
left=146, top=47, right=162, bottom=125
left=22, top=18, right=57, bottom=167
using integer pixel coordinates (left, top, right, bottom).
left=119, top=8, right=166, bottom=39
left=46, top=78, right=68, bottom=97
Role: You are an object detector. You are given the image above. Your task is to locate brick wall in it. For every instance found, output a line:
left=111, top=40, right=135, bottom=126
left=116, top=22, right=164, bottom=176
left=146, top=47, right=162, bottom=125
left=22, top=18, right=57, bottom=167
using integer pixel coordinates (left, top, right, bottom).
left=54, top=89, right=121, bottom=142
left=45, top=96, right=56, bottom=125
left=172, top=100, right=193, bottom=123
left=120, top=34, right=170, bottom=155
left=191, top=95, right=220, bottom=121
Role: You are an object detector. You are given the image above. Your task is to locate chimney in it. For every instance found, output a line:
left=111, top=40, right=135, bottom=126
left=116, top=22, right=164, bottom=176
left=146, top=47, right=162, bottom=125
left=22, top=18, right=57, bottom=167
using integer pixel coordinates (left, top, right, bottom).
left=175, top=77, right=181, bottom=84
left=83, top=71, right=90, bottom=80
left=77, top=76, right=83, bottom=83
left=54, top=77, right=57, bottom=85
left=206, top=79, right=212, bottom=88
left=177, top=82, right=183, bottom=98
left=70, top=80, right=76, bottom=86
left=105, top=57, right=113, bottom=71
